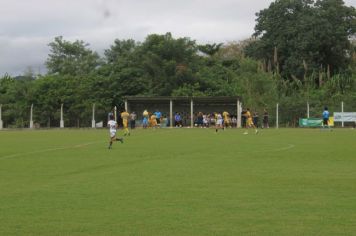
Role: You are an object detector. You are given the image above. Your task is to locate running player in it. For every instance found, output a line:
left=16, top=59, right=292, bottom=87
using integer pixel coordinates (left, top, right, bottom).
left=244, top=108, right=258, bottom=134
left=107, top=114, right=123, bottom=149
left=223, top=111, right=230, bottom=129
left=215, top=112, right=223, bottom=132
left=121, top=109, right=130, bottom=136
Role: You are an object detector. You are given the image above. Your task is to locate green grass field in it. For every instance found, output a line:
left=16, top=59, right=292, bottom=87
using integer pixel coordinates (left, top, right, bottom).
left=0, top=128, right=355, bottom=235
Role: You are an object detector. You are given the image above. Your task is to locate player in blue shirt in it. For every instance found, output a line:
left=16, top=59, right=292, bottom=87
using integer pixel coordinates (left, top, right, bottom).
left=154, top=110, right=162, bottom=127
left=322, top=107, right=330, bottom=129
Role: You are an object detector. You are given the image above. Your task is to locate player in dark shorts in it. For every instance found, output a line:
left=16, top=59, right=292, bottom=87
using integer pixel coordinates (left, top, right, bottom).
left=154, top=110, right=162, bottom=127
left=263, top=109, right=269, bottom=128
left=322, top=107, right=330, bottom=128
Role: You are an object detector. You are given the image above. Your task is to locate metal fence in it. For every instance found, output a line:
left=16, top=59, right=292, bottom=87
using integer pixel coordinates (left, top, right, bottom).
left=0, top=100, right=355, bottom=129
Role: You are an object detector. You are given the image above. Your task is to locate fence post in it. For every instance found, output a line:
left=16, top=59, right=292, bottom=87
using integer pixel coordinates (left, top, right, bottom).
left=114, top=106, right=117, bottom=122
left=30, top=104, right=34, bottom=129
left=125, top=100, right=128, bottom=112
left=190, top=98, right=194, bottom=128
left=276, top=103, right=279, bottom=129
left=307, top=102, right=310, bottom=118
left=237, top=102, right=242, bottom=128
left=341, top=101, right=344, bottom=128
left=92, top=103, right=95, bottom=128
left=170, top=99, right=173, bottom=128
left=0, top=104, right=3, bottom=129
left=60, top=104, right=64, bottom=128
left=237, top=100, right=241, bottom=128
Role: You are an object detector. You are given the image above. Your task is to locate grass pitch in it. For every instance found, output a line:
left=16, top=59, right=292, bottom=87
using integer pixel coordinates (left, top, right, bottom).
left=0, top=128, right=355, bottom=235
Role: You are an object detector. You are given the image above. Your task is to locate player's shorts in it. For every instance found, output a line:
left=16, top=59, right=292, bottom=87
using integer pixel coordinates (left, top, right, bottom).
left=151, top=120, right=157, bottom=126
left=323, top=118, right=329, bottom=125
left=216, top=119, right=223, bottom=126
left=110, top=131, right=116, bottom=138
left=247, top=118, right=254, bottom=126
left=123, top=120, right=128, bottom=128
left=143, top=118, right=148, bottom=125
left=156, top=118, right=161, bottom=124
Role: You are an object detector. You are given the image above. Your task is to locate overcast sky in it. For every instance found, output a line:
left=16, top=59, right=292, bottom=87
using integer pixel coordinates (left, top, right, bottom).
left=0, top=0, right=355, bottom=76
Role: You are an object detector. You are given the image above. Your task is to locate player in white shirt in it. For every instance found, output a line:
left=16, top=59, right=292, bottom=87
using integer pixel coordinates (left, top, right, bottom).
left=215, top=113, right=223, bottom=133
left=107, top=114, right=123, bottom=149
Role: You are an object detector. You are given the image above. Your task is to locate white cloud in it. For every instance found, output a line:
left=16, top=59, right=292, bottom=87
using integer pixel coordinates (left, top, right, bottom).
left=0, top=0, right=355, bottom=75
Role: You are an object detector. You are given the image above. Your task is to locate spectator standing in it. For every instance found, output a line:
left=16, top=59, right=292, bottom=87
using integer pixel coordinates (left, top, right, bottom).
left=253, top=111, right=259, bottom=128
left=175, top=112, right=182, bottom=127
left=263, top=109, right=269, bottom=128
left=130, top=112, right=136, bottom=129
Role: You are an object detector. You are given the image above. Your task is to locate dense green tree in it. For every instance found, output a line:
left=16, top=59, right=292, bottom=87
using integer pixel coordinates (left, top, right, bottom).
left=46, top=36, right=101, bottom=76
left=0, top=74, right=35, bottom=127
left=1, top=30, right=355, bottom=128
left=198, top=43, right=223, bottom=56
left=246, top=0, right=356, bottom=80
left=102, top=39, right=147, bottom=106
left=138, top=33, right=200, bottom=95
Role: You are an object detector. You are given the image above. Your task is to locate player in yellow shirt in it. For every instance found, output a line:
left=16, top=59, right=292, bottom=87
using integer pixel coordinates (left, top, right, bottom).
left=244, top=108, right=258, bottom=134
left=121, top=109, right=130, bottom=136
left=150, top=114, right=157, bottom=128
left=222, top=111, right=230, bottom=129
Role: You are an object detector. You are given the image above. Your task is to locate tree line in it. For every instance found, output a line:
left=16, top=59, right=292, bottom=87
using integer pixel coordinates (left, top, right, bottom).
left=0, top=0, right=355, bottom=127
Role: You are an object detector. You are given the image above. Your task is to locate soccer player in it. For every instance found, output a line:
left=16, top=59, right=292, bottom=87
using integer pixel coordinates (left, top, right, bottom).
left=150, top=113, right=157, bottom=128
left=121, top=109, right=130, bottom=136
left=223, top=111, right=230, bottom=129
left=143, top=109, right=149, bottom=129
left=322, top=106, right=330, bottom=130
left=244, top=108, right=258, bottom=134
left=107, top=114, right=123, bottom=149
left=154, top=109, right=162, bottom=127
left=215, top=112, right=223, bottom=132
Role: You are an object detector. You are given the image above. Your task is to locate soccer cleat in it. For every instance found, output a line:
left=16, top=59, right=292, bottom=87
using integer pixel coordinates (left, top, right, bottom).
left=255, top=129, right=258, bottom=134
left=119, top=138, right=124, bottom=144
left=244, top=132, right=248, bottom=135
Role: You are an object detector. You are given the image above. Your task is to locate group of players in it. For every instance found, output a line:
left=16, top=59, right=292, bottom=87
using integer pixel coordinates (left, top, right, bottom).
left=107, top=110, right=131, bottom=149
left=107, top=108, right=263, bottom=149
left=107, top=106, right=335, bottom=149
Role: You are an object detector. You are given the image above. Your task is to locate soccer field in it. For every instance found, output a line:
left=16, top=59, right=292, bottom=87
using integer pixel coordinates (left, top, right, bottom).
left=0, top=128, right=355, bottom=235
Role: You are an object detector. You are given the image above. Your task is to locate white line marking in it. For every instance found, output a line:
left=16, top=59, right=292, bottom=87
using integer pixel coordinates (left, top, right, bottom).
left=0, top=141, right=103, bottom=161
left=249, top=144, right=296, bottom=153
